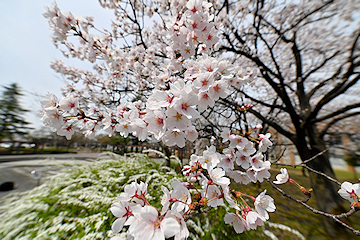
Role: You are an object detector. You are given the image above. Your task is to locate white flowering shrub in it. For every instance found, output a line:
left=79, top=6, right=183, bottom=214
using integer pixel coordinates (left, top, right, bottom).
left=0, top=153, right=182, bottom=240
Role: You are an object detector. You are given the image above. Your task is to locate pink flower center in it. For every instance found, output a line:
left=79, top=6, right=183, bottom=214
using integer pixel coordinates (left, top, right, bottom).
left=201, top=79, right=209, bottom=86
left=202, top=93, right=209, bottom=100
left=122, top=206, right=133, bottom=219
left=182, top=103, right=189, bottom=110
left=175, top=112, right=182, bottom=121
left=156, top=117, right=164, bottom=126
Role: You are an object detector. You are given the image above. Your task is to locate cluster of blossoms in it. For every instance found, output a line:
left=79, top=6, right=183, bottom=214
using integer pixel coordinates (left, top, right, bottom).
left=110, top=136, right=276, bottom=239
left=41, top=0, right=275, bottom=239
left=41, top=0, right=255, bottom=147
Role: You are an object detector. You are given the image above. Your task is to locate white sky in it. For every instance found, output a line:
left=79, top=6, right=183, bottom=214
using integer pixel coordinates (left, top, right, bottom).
left=0, top=1, right=112, bottom=130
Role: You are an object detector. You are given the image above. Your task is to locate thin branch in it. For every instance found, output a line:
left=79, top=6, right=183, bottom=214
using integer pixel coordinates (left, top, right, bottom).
left=303, top=50, right=341, bottom=81
left=303, top=150, right=328, bottom=164
left=307, top=55, right=360, bottom=122
left=184, top=206, right=212, bottom=221
left=272, top=150, right=342, bottom=186
left=268, top=179, right=360, bottom=235
left=236, top=88, right=287, bottom=111
left=311, top=103, right=360, bottom=123
left=319, top=111, right=360, bottom=138
left=271, top=147, right=287, bottom=164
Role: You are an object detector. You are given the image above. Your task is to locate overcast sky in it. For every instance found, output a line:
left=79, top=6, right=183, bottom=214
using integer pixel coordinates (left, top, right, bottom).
left=0, top=1, right=112, bottom=130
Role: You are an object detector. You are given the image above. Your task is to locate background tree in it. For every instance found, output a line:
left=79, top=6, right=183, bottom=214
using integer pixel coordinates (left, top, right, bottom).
left=0, top=83, right=32, bottom=143
left=214, top=1, right=360, bottom=236
left=343, top=150, right=360, bottom=179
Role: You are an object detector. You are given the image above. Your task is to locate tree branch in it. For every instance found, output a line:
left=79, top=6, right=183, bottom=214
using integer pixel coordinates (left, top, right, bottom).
left=319, top=111, right=360, bottom=138
left=312, top=103, right=360, bottom=123
left=268, top=179, right=360, bottom=235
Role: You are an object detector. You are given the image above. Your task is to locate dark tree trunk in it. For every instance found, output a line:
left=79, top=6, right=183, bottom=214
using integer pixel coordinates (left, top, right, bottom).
left=295, top=126, right=348, bottom=237
left=160, top=142, right=171, bottom=168
left=33, top=143, right=38, bottom=154
left=16, top=142, right=21, bottom=154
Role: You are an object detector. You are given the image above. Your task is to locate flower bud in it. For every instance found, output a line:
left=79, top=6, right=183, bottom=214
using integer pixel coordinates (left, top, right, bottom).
left=181, top=167, right=190, bottom=172
left=200, top=197, right=208, bottom=206
left=189, top=203, right=196, bottom=210
left=191, top=165, right=198, bottom=171
left=182, top=182, right=190, bottom=187
left=194, top=192, right=201, bottom=200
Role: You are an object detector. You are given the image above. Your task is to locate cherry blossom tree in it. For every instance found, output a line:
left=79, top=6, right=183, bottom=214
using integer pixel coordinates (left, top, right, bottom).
left=41, top=0, right=360, bottom=238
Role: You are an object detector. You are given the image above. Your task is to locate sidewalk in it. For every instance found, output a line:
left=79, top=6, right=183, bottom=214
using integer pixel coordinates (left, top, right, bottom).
left=0, top=152, right=101, bottom=163
left=0, top=153, right=100, bottom=203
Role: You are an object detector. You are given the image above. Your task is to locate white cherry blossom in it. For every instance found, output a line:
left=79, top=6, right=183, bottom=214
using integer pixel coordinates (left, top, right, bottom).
left=57, top=123, right=74, bottom=140
left=224, top=212, right=247, bottom=234
left=201, top=184, right=224, bottom=207
left=240, top=142, right=256, bottom=157
left=273, top=168, right=289, bottom=185
left=160, top=186, right=171, bottom=214
left=171, top=180, right=192, bottom=213
left=245, top=211, right=264, bottom=230
left=258, top=133, right=273, bottom=152
left=118, top=181, right=148, bottom=206
left=338, top=181, right=360, bottom=202
left=128, top=205, right=180, bottom=240
left=236, top=153, right=251, bottom=169
left=58, top=94, right=79, bottom=115
left=162, top=129, right=186, bottom=148
left=209, top=165, right=230, bottom=186
left=110, top=201, right=134, bottom=233
left=229, top=170, right=251, bottom=185
left=254, top=190, right=276, bottom=220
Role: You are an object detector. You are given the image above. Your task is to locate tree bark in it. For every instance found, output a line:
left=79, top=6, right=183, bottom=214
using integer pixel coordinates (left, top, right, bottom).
left=160, top=142, right=171, bottom=168
left=295, top=127, right=348, bottom=237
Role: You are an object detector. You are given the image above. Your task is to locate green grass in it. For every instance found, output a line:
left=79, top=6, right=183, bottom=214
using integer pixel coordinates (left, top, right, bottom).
left=238, top=166, right=360, bottom=240
left=334, top=168, right=358, bottom=182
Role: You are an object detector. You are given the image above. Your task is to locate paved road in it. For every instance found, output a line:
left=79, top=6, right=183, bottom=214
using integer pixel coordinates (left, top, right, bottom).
left=0, top=153, right=101, bottom=163
left=0, top=153, right=100, bottom=203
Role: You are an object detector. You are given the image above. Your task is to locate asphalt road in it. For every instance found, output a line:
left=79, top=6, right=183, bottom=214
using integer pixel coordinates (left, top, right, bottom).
left=0, top=153, right=100, bottom=203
